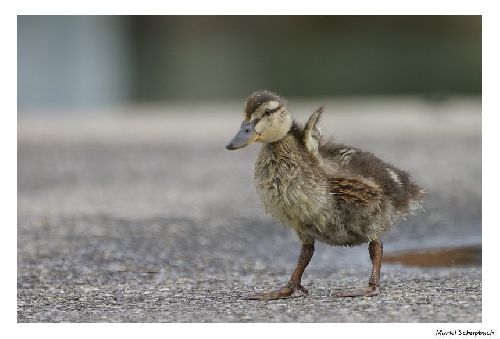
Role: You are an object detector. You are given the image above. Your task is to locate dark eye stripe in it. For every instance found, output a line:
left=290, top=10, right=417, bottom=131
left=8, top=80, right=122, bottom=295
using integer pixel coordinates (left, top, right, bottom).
left=265, top=106, right=281, bottom=115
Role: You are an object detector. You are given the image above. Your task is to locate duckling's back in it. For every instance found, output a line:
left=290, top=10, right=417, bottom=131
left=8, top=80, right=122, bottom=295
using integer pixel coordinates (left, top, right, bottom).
left=320, top=143, right=424, bottom=216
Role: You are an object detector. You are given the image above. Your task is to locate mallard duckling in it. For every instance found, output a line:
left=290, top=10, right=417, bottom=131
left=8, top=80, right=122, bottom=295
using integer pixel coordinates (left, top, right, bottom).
left=226, top=90, right=424, bottom=299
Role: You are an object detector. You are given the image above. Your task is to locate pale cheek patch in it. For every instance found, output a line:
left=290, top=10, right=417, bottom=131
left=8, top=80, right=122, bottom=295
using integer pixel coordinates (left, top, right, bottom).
left=256, top=123, right=282, bottom=141
left=255, top=119, right=265, bottom=134
left=255, top=115, right=292, bottom=142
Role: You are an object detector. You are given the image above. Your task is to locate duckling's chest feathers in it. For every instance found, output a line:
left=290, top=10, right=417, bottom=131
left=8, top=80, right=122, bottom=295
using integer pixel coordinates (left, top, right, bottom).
left=254, top=135, right=332, bottom=239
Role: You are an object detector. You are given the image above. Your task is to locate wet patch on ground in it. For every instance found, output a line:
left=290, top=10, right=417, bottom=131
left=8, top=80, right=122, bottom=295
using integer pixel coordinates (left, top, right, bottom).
left=384, top=245, right=481, bottom=268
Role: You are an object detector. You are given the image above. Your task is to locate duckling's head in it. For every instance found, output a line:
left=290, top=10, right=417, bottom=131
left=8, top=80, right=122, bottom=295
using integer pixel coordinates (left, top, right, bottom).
left=226, top=90, right=293, bottom=150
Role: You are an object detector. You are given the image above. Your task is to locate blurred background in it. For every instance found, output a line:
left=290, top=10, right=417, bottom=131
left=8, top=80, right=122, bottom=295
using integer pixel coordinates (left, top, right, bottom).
left=18, top=16, right=482, bottom=322
left=18, top=15, right=481, bottom=110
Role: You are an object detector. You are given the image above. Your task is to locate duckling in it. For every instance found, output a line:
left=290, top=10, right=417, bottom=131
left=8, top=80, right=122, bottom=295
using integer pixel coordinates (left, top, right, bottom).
left=226, top=90, right=424, bottom=299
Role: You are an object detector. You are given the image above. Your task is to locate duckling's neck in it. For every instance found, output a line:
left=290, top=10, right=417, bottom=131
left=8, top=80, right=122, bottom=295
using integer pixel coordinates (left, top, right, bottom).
left=265, top=124, right=305, bottom=162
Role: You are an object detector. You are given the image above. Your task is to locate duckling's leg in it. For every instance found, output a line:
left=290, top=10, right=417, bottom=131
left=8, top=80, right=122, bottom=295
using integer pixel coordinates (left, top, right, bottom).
left=336, top=240, right=383, bottom=298
left=246, top=242, right=314, bottom=301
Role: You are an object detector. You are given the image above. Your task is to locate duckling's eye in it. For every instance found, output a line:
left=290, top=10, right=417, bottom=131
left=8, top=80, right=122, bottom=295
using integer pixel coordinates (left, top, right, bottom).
left=264, top=106, right=280, bottom=116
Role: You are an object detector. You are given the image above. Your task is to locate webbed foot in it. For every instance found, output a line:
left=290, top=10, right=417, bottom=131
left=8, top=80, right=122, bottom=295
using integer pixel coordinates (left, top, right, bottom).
left=246, top=284, right=309, bottom=301
left=335, top=285, right=379, bottom=298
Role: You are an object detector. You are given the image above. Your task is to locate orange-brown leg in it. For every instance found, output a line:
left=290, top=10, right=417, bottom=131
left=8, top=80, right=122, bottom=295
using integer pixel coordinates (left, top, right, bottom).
left=336, top=240, right=383, bottom=297
left=246, top=242, right=315, bottom=301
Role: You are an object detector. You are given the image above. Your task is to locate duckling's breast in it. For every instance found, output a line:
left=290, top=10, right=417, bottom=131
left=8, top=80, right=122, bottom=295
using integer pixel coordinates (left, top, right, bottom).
left=254, top=136, right=338, bottom=241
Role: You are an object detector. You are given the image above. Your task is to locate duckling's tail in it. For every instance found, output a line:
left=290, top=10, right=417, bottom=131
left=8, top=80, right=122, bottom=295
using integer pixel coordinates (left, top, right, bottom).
left=409, top=185, right=426, bottom=215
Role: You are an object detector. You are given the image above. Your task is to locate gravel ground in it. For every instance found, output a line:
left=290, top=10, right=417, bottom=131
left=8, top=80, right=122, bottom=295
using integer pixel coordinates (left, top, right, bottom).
left=17, top=97, right=482, bottom=322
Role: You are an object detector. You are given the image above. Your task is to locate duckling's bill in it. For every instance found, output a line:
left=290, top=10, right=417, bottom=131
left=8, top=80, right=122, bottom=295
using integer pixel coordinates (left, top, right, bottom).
left=226, top=120, right=260, bottom=150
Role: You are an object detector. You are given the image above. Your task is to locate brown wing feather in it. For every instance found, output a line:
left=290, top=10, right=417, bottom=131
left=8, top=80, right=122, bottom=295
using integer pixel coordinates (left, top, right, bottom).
left=329, top=177, right=382, bottom=208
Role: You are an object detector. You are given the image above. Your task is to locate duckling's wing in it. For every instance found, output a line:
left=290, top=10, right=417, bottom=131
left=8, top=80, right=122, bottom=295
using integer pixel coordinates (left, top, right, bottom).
left=303, top=106, right=324, bottom=159
left=322, top=145, right=424, bottom=213
left=329, top=176, right=382, bottom=210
